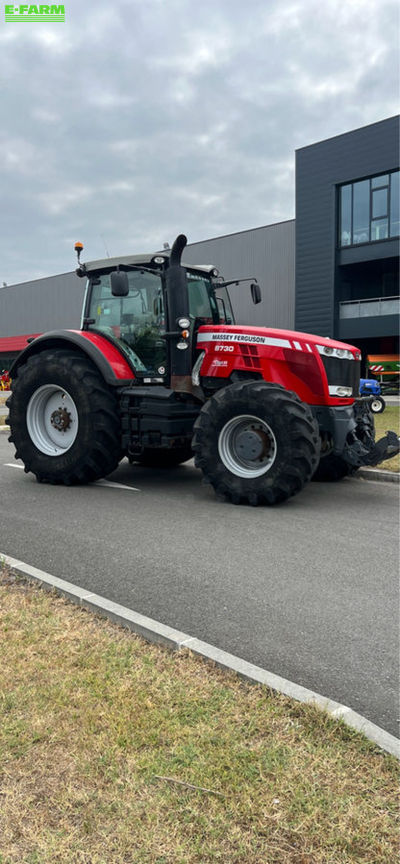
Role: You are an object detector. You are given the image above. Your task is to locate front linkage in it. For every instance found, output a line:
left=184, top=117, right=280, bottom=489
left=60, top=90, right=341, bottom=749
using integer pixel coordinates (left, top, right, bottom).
left=343, top=400, right=399, bottom=468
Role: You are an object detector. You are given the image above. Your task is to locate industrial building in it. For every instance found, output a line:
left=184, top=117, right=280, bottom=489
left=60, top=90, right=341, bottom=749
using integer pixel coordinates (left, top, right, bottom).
left=0, top=115, right=398, bottom=371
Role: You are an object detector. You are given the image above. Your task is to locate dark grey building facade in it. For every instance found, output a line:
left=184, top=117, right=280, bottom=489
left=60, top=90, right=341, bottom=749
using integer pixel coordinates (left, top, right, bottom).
left=295, top=115, right=399, bottom=359
left=184, top=219, right=295, bottom=329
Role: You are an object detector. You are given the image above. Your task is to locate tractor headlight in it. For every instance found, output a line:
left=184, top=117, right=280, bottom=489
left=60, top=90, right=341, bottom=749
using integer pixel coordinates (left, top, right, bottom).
left=317, top=345, right=355, bottom=360
left=328, top=386, right=353, bottom=397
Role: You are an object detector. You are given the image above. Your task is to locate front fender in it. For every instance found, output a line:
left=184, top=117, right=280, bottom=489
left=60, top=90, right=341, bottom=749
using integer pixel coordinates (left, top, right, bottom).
left=10, top=330, right=135, bottom=386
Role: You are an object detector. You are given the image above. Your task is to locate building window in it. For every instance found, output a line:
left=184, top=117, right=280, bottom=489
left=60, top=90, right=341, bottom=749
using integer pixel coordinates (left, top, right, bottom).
left=390, top=171, right=400, bottom=237
left=339, top=170, right=399, bottom=247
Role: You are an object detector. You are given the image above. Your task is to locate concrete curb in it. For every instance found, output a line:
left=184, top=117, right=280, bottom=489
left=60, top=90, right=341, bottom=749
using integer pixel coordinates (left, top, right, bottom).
left=0, top=426, right=10, bottom=434
left=2, top=552, right=399, bottom=760
left=357, top=468, right=399, bottom=484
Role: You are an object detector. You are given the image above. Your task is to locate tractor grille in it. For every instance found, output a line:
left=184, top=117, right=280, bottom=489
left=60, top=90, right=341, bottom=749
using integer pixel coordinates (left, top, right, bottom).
left=238, top=344, right=261, bottom=370
left=320, top=356, right=360, bottom=396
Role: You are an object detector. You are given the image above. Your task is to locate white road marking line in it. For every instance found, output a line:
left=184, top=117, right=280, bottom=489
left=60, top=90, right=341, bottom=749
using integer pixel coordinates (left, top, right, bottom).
left=93, top=479, right=140, bottom=492
left=3, top=464, right=140, bottom=491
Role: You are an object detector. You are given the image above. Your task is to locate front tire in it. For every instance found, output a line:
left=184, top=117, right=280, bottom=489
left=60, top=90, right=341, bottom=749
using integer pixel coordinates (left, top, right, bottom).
left=369, top=395, right=385, bottom=414
left=192, top=382, right=320, bottom=505
left=7, top=350, right=121, bottom=484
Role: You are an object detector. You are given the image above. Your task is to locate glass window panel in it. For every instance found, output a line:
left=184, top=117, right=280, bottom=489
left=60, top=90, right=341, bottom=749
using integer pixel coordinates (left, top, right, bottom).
left=371, top=219, right=388, bottom=241
left=352, top=180, right=370, bottom=244
left=371, top=174, right=389, bottom=188
left=390, top=171, right=400, bottom=237
left=372, top=187, right=388, bottom=219
left=339, top=184, right=352, bottom=246
left=89, top=271, right=166, bottom=373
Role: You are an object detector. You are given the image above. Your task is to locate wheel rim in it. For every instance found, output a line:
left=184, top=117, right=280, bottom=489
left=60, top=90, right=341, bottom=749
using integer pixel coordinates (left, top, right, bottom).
left=218, top=414, right=277, bottom=478
left=370, top=399, right=381, bottom=412
left=26, top=384, right=79, bottom=456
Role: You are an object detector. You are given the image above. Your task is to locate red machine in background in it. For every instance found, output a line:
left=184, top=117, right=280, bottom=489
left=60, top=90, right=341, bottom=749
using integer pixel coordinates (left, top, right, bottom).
left=0, top=370, right=11, bottom=391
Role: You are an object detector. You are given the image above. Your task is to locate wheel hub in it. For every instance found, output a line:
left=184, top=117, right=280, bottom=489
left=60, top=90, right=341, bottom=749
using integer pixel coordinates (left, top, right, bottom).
left=218, top=415, right=277, bottom=479
left=50, top=406, right=72, bottom=432
left=26, top=384, right=79, bottom=456
left=236, top=429, right=265, bottom=460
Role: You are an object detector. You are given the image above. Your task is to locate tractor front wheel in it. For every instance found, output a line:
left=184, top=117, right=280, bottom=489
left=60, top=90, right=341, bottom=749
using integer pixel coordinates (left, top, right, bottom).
left=192, top=381, right=320, bottom=505
left=7, top=349, right=121, bottom=484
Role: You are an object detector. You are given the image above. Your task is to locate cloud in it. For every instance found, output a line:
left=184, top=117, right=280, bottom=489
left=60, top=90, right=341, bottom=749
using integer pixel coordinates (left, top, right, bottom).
left=0, top=0, right=398, bottom=284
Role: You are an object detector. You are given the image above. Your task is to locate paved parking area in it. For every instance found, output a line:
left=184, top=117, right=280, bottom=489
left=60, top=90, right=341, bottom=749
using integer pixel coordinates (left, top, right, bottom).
left=0, top=434, right=399, bottom=736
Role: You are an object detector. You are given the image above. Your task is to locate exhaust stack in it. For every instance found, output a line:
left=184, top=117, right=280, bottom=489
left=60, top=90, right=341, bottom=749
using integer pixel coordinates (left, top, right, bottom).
left=165, top=235, right=192, bottom=391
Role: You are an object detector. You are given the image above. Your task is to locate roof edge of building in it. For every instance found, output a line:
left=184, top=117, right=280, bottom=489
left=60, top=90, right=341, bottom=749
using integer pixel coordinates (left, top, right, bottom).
left=187, top=219, right=295, bottom=248
left=295, top=114, right=400, bottom=154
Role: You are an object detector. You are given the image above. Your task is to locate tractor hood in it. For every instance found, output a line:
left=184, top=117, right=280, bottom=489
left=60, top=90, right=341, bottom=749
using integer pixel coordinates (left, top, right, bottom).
left=196, top=325, right=361, bottom=359
left=196, top=325, right=361, bottom=407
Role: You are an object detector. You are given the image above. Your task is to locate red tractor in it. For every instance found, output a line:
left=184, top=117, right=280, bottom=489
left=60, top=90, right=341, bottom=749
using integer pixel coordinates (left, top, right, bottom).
left=0, top=370, right=11, bottom=391
left=6, top=235, right=399, bottom=505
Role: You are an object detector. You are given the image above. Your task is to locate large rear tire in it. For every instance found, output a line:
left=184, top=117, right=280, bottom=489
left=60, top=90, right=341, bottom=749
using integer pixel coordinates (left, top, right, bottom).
left=192, top=381, right=320, bottom=505
left=7, top=350, right=121, bottom=484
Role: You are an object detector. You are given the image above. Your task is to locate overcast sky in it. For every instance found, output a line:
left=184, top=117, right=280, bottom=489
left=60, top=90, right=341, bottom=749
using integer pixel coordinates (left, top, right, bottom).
left=0, top=0, right=399, bottom=284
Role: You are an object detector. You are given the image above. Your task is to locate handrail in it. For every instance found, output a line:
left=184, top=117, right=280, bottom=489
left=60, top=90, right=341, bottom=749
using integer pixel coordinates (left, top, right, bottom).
left=340, top=295, right=400, bottom=306
left=339, top=296, right=400, bottom=319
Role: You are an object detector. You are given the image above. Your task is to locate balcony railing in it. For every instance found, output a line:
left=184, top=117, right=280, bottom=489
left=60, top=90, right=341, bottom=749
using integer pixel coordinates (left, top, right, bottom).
left=339, top=296, right=400, bottom=319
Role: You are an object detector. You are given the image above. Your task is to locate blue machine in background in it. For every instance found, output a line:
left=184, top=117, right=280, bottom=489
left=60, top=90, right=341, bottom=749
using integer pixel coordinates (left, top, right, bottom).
left=359, top=379, right=385, bottom=413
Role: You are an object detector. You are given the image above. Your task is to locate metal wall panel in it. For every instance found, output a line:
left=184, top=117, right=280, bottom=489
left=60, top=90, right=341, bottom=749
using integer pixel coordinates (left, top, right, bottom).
left=0, top=272, right=85, bottom=337
left=185, top=220, right=295, bottom=328
left=0, top=223, right=295, bottom=340
left=295, top=115, right=400, bottom=337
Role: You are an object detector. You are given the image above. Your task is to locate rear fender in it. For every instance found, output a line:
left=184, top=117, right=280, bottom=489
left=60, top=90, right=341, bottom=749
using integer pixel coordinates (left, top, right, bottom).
left=10, top=330, right=135, bottom=386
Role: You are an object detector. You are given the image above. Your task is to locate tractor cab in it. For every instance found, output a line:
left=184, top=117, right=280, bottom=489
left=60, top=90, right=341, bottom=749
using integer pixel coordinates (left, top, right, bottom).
left=77, top=237, right=235, bottom=386
left=83, top=265, right=232, bottom=380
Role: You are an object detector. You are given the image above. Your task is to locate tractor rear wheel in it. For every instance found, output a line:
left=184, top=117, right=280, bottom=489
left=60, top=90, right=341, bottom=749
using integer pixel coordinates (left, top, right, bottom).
left=192, top=381, right=320, bottom=505
left=7, top=349, right=121, bottom=484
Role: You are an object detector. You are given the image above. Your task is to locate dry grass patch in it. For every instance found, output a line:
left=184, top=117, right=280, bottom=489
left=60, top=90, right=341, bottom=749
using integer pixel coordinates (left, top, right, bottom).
left=373, top=405, right=399, bottom=472
left=0, top=566, right=399, bottom=864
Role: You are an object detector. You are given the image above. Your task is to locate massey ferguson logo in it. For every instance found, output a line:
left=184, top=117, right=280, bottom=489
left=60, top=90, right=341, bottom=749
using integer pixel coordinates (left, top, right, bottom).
left=197, top=331, right=292, bottom=349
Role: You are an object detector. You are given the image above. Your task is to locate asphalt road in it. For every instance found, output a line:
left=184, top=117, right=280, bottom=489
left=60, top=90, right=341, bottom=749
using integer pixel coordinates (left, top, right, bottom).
left=0, top=433, right=399, bottom=737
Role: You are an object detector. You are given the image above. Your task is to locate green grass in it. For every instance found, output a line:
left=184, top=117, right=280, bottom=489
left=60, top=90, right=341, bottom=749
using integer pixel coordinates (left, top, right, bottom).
left=0, top=566, right=398, bottom=864
left=373, top=405, right=399, bottom=472
left=0, top=393, right=9, bottom=426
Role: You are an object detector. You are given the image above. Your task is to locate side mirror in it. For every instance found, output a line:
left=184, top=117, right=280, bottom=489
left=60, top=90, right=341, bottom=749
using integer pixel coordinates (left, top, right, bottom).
left=250, top=282, right=261, bottom=304
left=111, top=270, right=129, bottom=297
